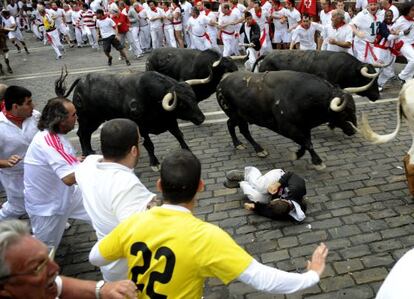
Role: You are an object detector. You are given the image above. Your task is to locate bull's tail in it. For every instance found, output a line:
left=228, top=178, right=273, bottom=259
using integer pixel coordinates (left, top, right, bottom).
left=251, top=55, right=266, bottom=73
left=54, top=66, right=80, bottom=99
left=357, top=99, right=401, bottom=144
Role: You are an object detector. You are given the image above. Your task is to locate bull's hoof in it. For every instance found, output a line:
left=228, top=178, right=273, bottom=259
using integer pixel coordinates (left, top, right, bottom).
left=151, top=165, right=161, bottom=172
left=289, top=152, right=298, bottom=161
left=256, top=150, right=269, bottom=158
left=236, top=144, right=247, bottom=150
left=313, top=163, right=326, bottom=171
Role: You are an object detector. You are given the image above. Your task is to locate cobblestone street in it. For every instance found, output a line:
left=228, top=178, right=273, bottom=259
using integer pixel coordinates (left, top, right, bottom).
left=1, top=34, right=413, bottom=298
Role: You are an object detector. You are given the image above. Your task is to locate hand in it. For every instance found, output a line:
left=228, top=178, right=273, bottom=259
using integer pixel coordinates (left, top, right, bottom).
left=244, top=202, right=255, bottom=211
left=356, top=30, right=365, bottom=38
left=267, top=182, right=281, bottom=195
left=328, top=38, right=336, bottom=45
left=100, top=280, right=138, bottom=299
left=7, top=155, right=22, bottom=167
left=306, top=243, right=328, bottom=277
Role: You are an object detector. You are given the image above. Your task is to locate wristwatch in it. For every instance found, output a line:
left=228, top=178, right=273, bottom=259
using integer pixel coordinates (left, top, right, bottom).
left=95, top=280, right=105, bottom=299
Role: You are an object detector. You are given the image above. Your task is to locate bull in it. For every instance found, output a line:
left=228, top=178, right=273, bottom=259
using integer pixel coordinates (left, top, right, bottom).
left=253, top=50, right=381, bottom=102
left=146, top=48, right=238, bottom=102
left=216, top=71, right=357, bottom=170
left=55, top=68, right=205, bottom=171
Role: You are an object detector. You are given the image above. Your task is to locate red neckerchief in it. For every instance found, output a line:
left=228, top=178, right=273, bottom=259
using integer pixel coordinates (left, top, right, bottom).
left=151, top=6, right=157, bottom=12
left=163, top=7, right=169, bottom=12
left=273, top=4, right=283, bottom=12
left=300, top=21, right=310, bottom=29
left=255, top=8, right=262, bottom=18
left=261, top=0, right=267, bottom=6
left=323, top=7, right=331, bottom=13
left=404, top=15, right=414, bottom=22
left=205, top=8, right=210, bottom=15
left=1, top=103, right=25, bottom=127
left=224, top=5, right=236, bottom=15
left=247, top=19, right=257, bottom=27
left=334, top=21, right=345, bottom=29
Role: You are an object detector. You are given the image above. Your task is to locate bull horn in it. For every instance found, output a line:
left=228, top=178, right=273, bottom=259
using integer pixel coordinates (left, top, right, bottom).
left=330, top=97, right=347, bottom=112
left=185, top=70, right=212, bottom=86
left=212, top=59, right=221, bottom=67
left=162, top=91, right=177, bottom=111
left=360, top=66, right=378, bottom=79
left=343, top=76, right=376, bottom=94
left=229, top=54, right=248, bottom=60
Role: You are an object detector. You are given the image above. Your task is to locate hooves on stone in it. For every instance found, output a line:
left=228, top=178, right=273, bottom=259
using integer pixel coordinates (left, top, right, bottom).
left=289, top=152, right=298, bottom=161
left=313, top=163, right=326, bottom=171
left=236, top=144, right=247, bottom=150
left=256, top=150, right=268, bottom=158
left=151, top=165, right=161, bottom=172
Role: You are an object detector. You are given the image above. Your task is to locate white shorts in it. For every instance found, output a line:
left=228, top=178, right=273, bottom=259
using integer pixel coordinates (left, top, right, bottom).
left=273, top=29, right=288, bottom=43
left=8, top=29, right=24, bottom=41
left=173, top=23, right=182, bottom=31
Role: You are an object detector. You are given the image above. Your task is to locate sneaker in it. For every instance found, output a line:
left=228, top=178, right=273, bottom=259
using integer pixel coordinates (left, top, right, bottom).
left=108, top=56, right=113, bottom=66
left=56, top=55, right=62, bottom=60
left=135, top=54, right=144, bottom=59
left=126, top=60, right=131, bottom=66
left=225, top=170, right=245, bottom=182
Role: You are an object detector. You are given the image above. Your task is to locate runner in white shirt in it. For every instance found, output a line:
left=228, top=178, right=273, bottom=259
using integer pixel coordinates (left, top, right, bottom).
left=284, top=0, right=301, bottom=43
left=172, top=0, right=185, bottom=48
left=290, top=13, right=323, bottom=50
left=136, top=4, right=151, bottom=52
left=24, top=98, right=90, bottom=249
left=1, top=10, right=30, bottom=54
left=325, top=9, right=353, bottom=54
left=70, top=3, right=83, bottom=47
left=196, top=1, right=219, bottom=51
left=350, top=0, right=384, bottom=64
left=319, top=0, right=333, bottom=50
left=180, top=0, right=193, bottom=47
left=391, top=2, right=414, bottom=84
left=219, top=3, right=241, bottom=56
left=147, top=0, right=164, bottom=49
left=187, top=7, right=213, bottom=50
left=50, top=2, right=74, bottom=47
left=76, top=119, right=156, bottom=282
left=162, top=1, right=177, bottom=48
left=380, top=0, right=399, bottom=21
left=63, top=4, right=75, bottom=43
left=335, top=0, right=351, bottom=23
left=6, top=1, right=19, bottom=17
left=270, top=0, right=288, bottom=49
left=250, top=2, right=271, bottom=55
left=0, top=86, right=38, bottom=220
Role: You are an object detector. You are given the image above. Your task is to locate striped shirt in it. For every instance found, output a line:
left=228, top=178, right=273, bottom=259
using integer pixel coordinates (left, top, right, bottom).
left=80, top=9, right=96, bottom=28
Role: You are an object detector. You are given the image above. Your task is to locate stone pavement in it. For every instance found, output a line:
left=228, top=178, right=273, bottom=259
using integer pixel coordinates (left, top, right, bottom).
left=1, top=34, right=413, bottom=299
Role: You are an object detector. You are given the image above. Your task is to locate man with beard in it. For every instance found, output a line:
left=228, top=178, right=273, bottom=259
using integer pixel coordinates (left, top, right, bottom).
left=290, top=13, right=323, bottom=50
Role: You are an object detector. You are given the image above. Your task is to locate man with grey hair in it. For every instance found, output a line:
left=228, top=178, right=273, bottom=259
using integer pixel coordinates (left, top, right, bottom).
left=24, top=97, right=90, bottom=249
left=0, top=219, right=137, bottom=299
left=324, top=9, right=353, bottom=54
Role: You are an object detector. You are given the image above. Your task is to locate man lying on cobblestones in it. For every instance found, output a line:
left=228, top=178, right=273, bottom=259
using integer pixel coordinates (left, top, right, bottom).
left=89, top=149, right=328, bottom=297
left=225, top=166, right=307, bottom=222
left=24, top=97, right=90, bottom=249
left=0, top=220, right=137, bottom=299
left=76, top=119, right=157, bottom=282
left=0, top=86, right=39, bottom=221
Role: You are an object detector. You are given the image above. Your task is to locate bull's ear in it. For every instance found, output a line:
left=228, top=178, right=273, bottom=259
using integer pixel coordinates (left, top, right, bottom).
left=129, top=99, right=138, bottom=112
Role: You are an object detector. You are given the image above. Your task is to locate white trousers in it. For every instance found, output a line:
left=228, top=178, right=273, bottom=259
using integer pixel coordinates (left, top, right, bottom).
left=74, top=27, right=83, bottom=46
left=32, top=23, right=43, bottom=39
left=374, top=47, right=395, bottom=87
left=67, top=23, right=76, bottom=41
left=244, top=47, right=258, bottom=71
left=191, top=34, right=210, bottom=51
left=139, top=25, right=151, bottom=50
left=29, top=188, right=91, bottom=248
left=353, top=39, right=377, bottom=64
left=239, top=166, right=285, bottom=203
left=119, top=30, right=142, bottom=56
left=222, top=34, right=238, bottom=57
left=207, top=29, right=219, bottom=51
left=0, top=172, right=26, bottom=220
left=46, top=29, right=62, bottom=57
left=399, top=43, right=414, bottom=81
left=83, top=26, right=98, bottom=48
left=130, top=26, right=143, bottom=55
left=163, top=25, right=177, bottom=48
left=150, top=28, right=164, bottom=49
left=184, top=30, right=191, bottom=48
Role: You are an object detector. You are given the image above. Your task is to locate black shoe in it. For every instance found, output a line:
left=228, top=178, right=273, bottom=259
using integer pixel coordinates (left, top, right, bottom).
left=225, top=170, right=245, bottom=182
left=126, top=60, right=131, bottom=66
left=108, top=56, right=112, bottom=66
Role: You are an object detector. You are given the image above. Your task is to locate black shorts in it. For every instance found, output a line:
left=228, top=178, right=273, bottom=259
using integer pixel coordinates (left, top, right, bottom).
left=102, top=35, right=124, bottom=53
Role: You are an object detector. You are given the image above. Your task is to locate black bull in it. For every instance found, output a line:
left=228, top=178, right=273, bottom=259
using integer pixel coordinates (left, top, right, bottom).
left=253, top=50, right=381, bottom=102
left=216, top=71, right=357, bottom=169
left=146, top=48, right=238, bottom=102
left=55, top=69, right=205, bottom=170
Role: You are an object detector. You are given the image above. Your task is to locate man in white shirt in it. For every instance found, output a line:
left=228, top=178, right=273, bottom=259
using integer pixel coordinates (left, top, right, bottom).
left=290, top=13, right=323, bottom=50
left=0, top=86, right=39, bottom=220
left=24, top=98, right=90, bottom=249
left=180, top=0, right=193, bottom=47
left=350, top=0, right=384, bottom=64
left=319, top=0, right=332, bottom=50
left=187, top=7, right=213, bottom=51
left=335, top=0, right=351, bottom=23
left=76, top=119, right=156, bottom=282
left=50, top=2, right=73, bottom=47
left=270, top=0, right=288, bottom=49
left=325, top=9, right=353, bottom=54
left=219, top=3, right=240, bottom=56
left=1, top=9, right=30, bottom=54
left=284, top=0, right=301, bottom=44
left=147, top=0, right=164, bottom=49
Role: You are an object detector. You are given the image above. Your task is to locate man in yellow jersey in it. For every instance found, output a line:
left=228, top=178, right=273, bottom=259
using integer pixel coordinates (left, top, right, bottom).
left=38, top=6, right=63, bottom=59
left=90, top=149, right=328, bottom=298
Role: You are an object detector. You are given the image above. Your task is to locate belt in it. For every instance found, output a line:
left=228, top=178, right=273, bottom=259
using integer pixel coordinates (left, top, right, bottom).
left=222, top=30, right=234, bottom=35
left=172, top=21, right=181, bottom=25
left=66, top=22, right=72, bottom=24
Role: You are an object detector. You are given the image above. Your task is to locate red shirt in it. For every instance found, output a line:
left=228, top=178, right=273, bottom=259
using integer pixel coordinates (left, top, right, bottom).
left=111, top=13, right=130, bottom=33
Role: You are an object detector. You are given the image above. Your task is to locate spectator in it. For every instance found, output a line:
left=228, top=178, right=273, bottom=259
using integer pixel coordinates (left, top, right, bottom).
left=325, top=9, right=353, bottom=54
